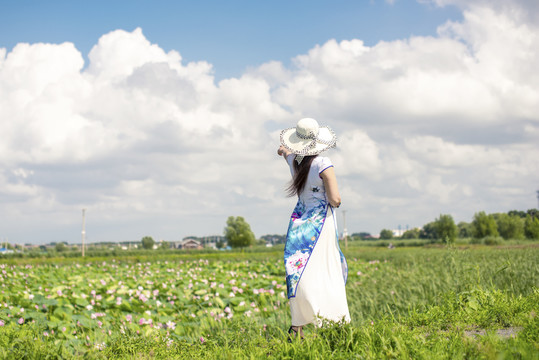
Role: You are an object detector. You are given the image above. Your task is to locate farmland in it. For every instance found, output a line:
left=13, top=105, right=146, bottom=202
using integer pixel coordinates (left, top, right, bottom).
left=0, top=244, right=538, bottom=359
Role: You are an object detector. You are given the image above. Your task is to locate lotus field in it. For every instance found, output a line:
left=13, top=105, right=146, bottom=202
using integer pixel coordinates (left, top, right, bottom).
left=0, top=245, right=538, bottom=359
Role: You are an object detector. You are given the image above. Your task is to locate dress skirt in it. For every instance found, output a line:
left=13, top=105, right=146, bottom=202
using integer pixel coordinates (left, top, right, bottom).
left=289, top=207, right=351, bottom=326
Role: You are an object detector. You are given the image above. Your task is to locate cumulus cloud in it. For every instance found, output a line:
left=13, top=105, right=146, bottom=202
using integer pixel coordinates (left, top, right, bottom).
left=1, top=0, right=538, bottom=243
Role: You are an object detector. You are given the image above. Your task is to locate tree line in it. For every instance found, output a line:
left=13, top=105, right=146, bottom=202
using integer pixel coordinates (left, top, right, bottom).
left=375, top=209, right=539, bottom=244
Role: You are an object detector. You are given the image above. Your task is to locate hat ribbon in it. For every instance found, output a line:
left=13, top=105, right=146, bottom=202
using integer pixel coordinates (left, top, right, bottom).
left=295, top=130, right=320, bottom=164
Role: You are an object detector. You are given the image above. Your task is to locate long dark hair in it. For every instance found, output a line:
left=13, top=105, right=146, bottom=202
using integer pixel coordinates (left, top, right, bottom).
left=286, top=155, right=317, bottom=197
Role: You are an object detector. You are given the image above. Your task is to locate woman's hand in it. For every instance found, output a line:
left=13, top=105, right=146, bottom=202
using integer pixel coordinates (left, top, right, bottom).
left=278, top=145, right=291, bottom=158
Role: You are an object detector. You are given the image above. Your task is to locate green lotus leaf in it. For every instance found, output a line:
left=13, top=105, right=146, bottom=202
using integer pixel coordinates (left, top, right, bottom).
left=214, top=297, right=225, bottom=308
left=228, top=297, right=246, bottom=306
left=194, top=289, right=207, bottom=296
left=120, top=302, right=132, bottom=311
left=75, top=297, right=89, bottom=307
left=71, top=315, right=92, bottom=328
left=42, top=298, right=59, bottom=307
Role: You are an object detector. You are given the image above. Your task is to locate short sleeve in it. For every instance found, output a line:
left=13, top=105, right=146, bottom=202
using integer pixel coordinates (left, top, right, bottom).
left=286, top=154, right=295, bottom=167
left=318, top=157, right=333, bottom=176
left=286, top=154, right=296, bottom=176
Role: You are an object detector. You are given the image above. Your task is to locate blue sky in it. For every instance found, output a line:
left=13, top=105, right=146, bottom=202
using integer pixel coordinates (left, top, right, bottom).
left=1, top=0, right=461, bottom=79
left=0, top=0, right=537, bottom=244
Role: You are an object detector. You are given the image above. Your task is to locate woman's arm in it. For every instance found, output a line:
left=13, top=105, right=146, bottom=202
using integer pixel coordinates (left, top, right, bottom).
left=277, top=145, right=292, bottom=162
left=320, top=167, right=341, bottom=208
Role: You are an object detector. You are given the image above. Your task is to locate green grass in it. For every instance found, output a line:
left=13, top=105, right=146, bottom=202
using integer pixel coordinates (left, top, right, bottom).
left=0, top=244, right=537, bottom=359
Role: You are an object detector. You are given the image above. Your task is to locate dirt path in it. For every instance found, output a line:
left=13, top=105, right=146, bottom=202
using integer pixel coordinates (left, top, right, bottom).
left=464, top=327, right=523, bottom=339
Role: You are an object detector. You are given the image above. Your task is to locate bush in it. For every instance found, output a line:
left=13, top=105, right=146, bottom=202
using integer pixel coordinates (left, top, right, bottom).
left=482, top=236, right=504, bottom=246
left=470, top=237, right=482, bottom=245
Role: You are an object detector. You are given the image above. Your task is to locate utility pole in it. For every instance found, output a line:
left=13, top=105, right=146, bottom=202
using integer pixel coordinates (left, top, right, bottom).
left=81, top=209, right=86, bottom=257
left=342, top=210, right=348, bottom=250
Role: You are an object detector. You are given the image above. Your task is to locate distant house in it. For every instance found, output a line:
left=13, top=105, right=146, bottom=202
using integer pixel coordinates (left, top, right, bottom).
left=173, top=238, right=203, bottom=250
left=169, top=241, right=182, bottom=249
left=0, top=248, right=14, bottom=254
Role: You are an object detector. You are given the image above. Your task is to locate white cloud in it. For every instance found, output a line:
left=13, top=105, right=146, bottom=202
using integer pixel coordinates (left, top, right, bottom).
left=1, top=1, right=538, bottom=243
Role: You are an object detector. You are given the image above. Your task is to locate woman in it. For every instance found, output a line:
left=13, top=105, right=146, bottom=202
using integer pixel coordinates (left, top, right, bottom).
left=277, top=118, right=350, bottom=340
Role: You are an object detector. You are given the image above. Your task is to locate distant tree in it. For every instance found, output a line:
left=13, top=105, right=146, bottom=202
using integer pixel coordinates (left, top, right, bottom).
left=260, top=234, right=286, bottom=244
left=471, top=211, right=498, bottom=238
left=224, top=216, right=255, bottom=249
left=379, top=229, right=393, bottom=240
left=433, top=214, right=457, bottom=243
left=527, top=208, right=539, bottom=220
left=159, top=240, right=170, bottom=250
left=141, top=236, right=155, bottom=250
left=457, top=221, right=472, bottom=238
left=419, top=222, right=437, bottom=240
left=352, top=232, right=372, bottom=240
left=401, top=228, right=420, bottom=239
left=495, top=213, right=524, bottom=240
left=508, top=210, right=526, bottom=218
left=524, top=215, right=539, bottom=240
left=216, top=239, right=226, bottom=249
left=55, top=242, right=67, bottom=252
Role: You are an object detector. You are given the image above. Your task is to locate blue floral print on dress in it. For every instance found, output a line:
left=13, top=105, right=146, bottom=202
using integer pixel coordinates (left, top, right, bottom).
left=284, top=198, right=328, bottom=298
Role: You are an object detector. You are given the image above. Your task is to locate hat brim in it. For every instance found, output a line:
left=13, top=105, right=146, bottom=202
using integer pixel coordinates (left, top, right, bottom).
left=280, top=126, right=336, bottom=155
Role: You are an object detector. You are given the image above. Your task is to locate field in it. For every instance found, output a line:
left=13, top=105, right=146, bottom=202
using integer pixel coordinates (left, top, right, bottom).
left=0, top=243, right=538, bottom=359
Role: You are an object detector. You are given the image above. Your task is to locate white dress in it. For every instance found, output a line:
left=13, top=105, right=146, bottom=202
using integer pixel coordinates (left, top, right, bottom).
left=284, top=155, right=351, bottom=327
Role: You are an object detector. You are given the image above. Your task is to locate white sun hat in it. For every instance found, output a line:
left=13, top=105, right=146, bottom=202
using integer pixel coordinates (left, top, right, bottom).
left=280, top=118, right=337, bottom=163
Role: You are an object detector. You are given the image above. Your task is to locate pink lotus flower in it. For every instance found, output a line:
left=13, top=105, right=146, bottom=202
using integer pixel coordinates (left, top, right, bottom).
left=166, top=321, right=176, bottom=330
left=200, top=337, right=205, bottom=344
left=18, top=317, right=24, bottom=325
